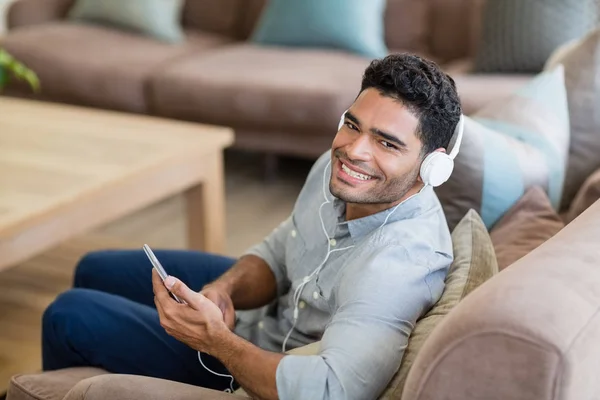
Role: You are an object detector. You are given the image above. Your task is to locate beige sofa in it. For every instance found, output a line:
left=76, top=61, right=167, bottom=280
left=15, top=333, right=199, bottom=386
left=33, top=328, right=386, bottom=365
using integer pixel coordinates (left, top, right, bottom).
left=0, top=0, right=532, bottom=159
left=8, top=196, right=600, bottom=399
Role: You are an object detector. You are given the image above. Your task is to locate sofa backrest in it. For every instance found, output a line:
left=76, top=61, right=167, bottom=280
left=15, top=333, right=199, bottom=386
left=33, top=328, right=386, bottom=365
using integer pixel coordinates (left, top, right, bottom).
left=181, top=0, right=241, bottom=37
left=428, top=0, right=484, bottom=62
left=182, top=0, right=483, bottom=62
left=402, top=198, right=600, bottom=400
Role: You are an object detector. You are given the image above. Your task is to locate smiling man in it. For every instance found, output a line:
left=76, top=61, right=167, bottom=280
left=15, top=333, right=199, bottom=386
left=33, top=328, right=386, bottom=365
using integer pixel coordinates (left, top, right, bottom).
left=41, top=53, right=462, bottom=400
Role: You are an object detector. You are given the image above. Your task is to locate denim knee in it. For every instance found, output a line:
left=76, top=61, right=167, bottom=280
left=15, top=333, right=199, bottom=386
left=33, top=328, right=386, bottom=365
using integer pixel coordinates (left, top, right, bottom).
left=43, top=289, right=89, bottom=332
left=73, top=251, right=108, bottom=288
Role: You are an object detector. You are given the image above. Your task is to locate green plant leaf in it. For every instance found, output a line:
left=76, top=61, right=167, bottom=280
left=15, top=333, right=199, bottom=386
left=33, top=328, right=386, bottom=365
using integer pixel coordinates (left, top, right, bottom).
left=0, top=48, right=40, bottom=92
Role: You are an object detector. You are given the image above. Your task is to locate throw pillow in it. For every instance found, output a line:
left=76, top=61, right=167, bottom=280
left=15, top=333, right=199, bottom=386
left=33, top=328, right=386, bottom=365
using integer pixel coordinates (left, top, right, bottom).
left=435, top=65, right=570, bottom=231
left=250, top=0, right=388, bottom=59
left=380, top=209, right=498, bottom=399
left=473, top=0, right=598, bottom=73
left=545, top=28, right=600, bottom=210
left=67, top=0, right=185, bottom=43
left=490, top=187, right=565, bottom=270
left=566, top=168, right=600, bottom=223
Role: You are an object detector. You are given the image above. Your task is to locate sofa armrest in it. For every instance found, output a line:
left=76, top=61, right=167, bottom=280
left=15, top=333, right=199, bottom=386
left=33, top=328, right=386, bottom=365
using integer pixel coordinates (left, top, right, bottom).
left=402, top=199, right=600, bottom=400
left=63, top=373, right=248, bottom=400
left=7, top=0, right=75, bottom=30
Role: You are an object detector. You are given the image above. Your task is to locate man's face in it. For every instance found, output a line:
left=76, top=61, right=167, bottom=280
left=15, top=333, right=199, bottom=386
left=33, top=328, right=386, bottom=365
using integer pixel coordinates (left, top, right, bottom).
left=330, top=88, right=424, bottom=209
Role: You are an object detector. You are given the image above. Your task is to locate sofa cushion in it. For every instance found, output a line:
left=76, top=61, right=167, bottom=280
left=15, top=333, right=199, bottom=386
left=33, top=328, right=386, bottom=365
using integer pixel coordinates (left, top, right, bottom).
left=435, top=66, right=570, bottom=231
left=7, top=367, right=108, bottom=400
left=150, top=44, right=371, bottom=133
left=545, top=29, right=600, bottom=210
left=490, top=186, right=565, bottom=271
left=380, top=209, right=498, bottom=399
left=250, top=0, right=388, bottom=59
left=67, top=0, right=185, bottom=43
left=473, top=0, right=598, bottom=73
left=0, top=23, right=230, bottom=113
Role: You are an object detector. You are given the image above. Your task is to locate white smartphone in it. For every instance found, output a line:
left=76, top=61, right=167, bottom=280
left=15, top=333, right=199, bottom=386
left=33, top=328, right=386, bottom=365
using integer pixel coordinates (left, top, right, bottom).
left=143, top=244, right=185, bottom=304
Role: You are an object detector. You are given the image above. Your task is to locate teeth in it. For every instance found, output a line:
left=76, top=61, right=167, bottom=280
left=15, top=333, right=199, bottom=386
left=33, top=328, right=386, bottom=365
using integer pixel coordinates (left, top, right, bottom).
left=342, top=163, right=372, bottom=181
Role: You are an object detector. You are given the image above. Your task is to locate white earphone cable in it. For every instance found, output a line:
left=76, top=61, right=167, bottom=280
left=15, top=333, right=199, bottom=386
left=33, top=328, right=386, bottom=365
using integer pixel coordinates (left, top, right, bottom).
left=197, top=351, right=235, bottom=393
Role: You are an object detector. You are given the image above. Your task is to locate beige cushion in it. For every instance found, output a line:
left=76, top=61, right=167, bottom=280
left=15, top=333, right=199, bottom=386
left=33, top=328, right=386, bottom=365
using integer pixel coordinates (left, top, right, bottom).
left=0, top=23, right=230, bottom=113
left=545, top=28, right=600, bottom=210
left=491, top=186, right=565, bottom=270
left=7, top=367, right=108, bottom=400
left=566, top=168, right=600, bottom=223
left=435, top=66, right=570, bottom=231
left=149, top=43, right=371, bottom=133
left=379, top=209, right=498, bottom=399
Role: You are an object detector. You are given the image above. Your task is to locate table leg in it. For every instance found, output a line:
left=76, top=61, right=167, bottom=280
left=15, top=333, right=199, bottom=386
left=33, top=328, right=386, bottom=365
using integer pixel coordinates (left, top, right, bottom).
left=184, top=152, right=226, bottom=254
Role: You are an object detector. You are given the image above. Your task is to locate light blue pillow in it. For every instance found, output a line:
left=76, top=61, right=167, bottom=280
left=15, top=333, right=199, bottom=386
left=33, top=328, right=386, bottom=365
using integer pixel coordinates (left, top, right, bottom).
left=250, top=0, right=388, bottom=59
left=435, top=66, right=570, bottom=230
left=68, top=0, right=185, bottom=43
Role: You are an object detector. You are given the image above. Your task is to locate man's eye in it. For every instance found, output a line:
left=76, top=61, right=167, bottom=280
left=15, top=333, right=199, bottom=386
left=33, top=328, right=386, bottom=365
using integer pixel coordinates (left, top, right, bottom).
left=345, top=122, right=358, bottom=130
left=380, top=141, right=397, bottom=149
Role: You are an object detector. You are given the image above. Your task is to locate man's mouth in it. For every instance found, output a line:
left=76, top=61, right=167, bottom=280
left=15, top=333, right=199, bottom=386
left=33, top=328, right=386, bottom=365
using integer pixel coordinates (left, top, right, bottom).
left=340, top=161, right=374, bottom=181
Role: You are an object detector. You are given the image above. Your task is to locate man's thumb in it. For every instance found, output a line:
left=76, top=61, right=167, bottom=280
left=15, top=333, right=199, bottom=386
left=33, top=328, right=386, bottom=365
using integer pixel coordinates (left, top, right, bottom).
left=164, top=276, right=197, bottom=307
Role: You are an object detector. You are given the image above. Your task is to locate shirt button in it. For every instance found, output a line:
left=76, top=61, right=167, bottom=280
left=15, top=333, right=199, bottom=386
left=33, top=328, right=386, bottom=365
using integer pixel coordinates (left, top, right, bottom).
left=298, top=301, right=306, bottom=309
left=291, top=230, right=297, bottom=238
left=329, top=238, right=337, bottom=247
left=258, top=321, right=264, bottom=329
left=313, top=291, right=319, bottom=300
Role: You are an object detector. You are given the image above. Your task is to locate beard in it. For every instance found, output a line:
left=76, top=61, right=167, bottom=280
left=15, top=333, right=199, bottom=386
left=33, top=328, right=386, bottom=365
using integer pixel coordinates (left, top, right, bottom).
left=329, top=154, right=421, bottom=205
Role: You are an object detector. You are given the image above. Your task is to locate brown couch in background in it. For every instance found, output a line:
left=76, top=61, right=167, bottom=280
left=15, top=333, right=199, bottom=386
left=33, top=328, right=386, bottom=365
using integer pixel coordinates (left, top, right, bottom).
left=1, top=0, right=532, bottom=159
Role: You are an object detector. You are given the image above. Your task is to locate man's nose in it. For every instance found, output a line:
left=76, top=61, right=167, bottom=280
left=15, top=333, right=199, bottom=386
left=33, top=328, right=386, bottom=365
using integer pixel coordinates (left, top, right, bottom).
left=346, top=133, right=372, bottom=161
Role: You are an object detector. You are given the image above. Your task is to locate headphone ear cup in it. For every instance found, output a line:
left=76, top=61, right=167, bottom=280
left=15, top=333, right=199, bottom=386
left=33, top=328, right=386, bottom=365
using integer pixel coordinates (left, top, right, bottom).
left=420, top=152, right=454, bottom=187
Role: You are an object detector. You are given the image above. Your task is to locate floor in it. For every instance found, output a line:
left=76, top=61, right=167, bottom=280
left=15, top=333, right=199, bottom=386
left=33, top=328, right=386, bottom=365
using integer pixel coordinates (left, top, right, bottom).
left=0, top=150, right=313, bottom=393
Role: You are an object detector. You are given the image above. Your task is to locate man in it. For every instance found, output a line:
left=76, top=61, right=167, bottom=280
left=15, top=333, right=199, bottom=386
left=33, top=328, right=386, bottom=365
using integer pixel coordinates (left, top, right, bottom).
left=42, top=53, right=462, bottom=400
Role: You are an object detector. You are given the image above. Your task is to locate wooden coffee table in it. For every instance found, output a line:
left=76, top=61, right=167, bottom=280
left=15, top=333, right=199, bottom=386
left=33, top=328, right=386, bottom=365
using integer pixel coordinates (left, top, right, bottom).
left=0, top=97, right=234, bottom=271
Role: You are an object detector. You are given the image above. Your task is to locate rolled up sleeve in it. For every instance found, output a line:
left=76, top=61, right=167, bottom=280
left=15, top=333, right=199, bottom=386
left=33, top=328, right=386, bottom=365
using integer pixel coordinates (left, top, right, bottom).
left=243, top=215, right=293, bottom=297
left=275, top=245, right=434, bottom=400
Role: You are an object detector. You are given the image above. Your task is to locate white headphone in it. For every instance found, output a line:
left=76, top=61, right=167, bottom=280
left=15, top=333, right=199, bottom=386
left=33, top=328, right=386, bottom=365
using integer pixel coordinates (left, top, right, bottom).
left=337, top=111, right=464, bottom=187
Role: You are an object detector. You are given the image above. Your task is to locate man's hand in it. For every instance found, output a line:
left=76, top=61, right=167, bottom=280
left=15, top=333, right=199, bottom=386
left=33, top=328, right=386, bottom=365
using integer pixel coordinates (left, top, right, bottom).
left=152, top=269, right=228, bottom=354
left=200, top=284, right=236, bottom=330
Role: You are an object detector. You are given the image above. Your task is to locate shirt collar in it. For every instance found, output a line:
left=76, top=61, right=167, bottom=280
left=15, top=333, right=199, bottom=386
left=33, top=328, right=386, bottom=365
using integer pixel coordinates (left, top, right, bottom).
left=329, top=185, right=434, bottom=242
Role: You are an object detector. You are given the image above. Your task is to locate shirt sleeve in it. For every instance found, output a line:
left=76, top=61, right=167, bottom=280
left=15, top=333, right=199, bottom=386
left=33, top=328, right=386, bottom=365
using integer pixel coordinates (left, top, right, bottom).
left=275, top=245, right=435, bottom=400
left=242, top=215, right=293, bottom=297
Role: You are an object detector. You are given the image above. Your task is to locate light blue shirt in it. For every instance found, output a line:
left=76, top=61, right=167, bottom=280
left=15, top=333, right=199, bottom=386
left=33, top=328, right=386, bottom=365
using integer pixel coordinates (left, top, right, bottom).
left=236, top=151, right=453, bottom=400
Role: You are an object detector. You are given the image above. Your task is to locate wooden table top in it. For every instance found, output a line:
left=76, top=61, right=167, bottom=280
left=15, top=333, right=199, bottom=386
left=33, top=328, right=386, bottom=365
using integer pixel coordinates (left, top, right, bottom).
left=0, top=97, right=234, bottom=239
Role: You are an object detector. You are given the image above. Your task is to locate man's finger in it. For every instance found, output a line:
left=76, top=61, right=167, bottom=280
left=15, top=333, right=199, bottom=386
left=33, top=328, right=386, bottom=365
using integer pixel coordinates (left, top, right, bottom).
left=152, top=269, right=173, bottom=305
left=164, top=276, right=203, bottom=310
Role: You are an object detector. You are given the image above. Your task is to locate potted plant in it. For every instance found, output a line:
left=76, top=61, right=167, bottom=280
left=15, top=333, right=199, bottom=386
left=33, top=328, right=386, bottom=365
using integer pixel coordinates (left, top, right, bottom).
left=0, top=48, right=39, bottom=92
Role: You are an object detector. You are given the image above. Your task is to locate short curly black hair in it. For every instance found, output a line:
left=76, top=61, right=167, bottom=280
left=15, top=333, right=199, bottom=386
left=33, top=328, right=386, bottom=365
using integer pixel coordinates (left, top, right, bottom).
left=360, top=53, right=462, bottom=156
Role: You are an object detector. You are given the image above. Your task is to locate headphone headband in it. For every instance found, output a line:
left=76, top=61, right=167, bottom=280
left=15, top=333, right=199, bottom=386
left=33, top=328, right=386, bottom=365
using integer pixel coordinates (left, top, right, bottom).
left=448, top=114, right=464, bottom=160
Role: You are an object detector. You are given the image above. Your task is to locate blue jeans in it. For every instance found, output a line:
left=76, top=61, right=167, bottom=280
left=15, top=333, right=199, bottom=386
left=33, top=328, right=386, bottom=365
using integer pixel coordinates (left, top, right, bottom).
left=42, top=249, right=237, bottom=391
